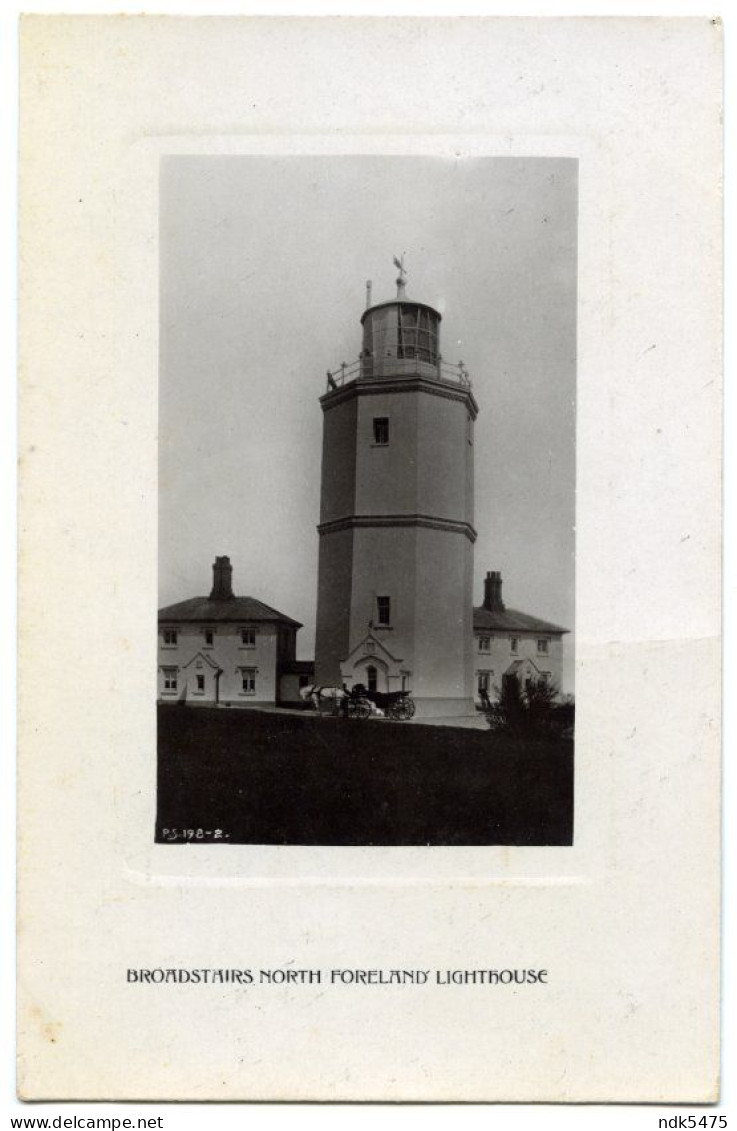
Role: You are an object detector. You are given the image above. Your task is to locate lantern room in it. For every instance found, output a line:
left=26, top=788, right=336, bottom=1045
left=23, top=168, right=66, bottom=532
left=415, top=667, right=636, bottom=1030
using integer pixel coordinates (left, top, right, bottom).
left=360, top=298, right=442, bottom=380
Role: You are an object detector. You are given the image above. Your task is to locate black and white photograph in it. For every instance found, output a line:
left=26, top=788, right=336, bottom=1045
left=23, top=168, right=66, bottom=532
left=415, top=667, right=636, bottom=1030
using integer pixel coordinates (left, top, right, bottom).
left=156, top=155, right=577, bottom=846
left=14, top=13, right=723, bottom=1107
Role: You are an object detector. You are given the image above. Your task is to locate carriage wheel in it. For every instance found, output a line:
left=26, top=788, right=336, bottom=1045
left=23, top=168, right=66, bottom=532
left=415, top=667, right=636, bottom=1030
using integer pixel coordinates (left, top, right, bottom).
left=387, top=700, right=404, bottom=720
left=401, top=698, right=416, bottom=719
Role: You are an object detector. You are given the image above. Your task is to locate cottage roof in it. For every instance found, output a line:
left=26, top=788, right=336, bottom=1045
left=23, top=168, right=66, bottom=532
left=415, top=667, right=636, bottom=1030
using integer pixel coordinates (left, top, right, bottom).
left=158, top=595, right=302, bottom=628
left=473, top=606, right=568, bottom=635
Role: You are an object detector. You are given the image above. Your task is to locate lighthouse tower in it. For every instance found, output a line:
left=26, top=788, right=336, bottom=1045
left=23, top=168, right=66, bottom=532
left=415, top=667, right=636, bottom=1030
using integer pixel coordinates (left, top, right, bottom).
left=314, top=263, right=478, bottom=717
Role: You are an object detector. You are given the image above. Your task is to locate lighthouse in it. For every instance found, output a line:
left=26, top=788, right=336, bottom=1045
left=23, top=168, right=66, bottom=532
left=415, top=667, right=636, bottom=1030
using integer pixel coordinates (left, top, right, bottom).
left=314, top=261, right=478, bottom=717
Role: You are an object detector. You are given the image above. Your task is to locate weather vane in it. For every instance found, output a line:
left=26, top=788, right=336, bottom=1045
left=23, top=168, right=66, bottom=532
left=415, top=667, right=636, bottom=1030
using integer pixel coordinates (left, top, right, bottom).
left=393, top=253, right=407, bottom=297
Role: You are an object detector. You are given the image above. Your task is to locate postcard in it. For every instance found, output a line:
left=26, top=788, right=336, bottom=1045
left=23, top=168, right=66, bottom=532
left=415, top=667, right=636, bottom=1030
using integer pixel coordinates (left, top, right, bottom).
left=18, top=16, right=722, bottom=1101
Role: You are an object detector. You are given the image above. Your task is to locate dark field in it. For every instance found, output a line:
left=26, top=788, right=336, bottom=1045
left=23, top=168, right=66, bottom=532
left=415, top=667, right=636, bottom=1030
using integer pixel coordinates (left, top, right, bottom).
left=156, top=705, right=573, bottom=846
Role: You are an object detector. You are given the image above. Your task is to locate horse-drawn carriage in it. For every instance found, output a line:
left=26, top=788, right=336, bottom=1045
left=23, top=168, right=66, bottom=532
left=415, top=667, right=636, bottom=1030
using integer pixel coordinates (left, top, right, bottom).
left=300, top=683, right=416, bottom=721
left=354, top=686, right=416, bottom=721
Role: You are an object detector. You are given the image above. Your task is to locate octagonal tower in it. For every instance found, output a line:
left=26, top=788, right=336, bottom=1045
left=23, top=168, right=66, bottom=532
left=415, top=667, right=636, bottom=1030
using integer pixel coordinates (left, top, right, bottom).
left=314, top=268, right=478, bottom=717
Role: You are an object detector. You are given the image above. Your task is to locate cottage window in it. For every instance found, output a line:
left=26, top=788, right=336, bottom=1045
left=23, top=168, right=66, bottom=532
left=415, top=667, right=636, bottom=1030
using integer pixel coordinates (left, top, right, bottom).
left=162, top=629, right=178, bottom=646
left=376, top=596, right=391, bottom=626
left=373, top=417, right=389, bottom=445
left=196, top=674, right=205, bottom=692
left=537, top=639, right=549, bottom=654
left=240, top=668, right=256, bottom=695
left=367, top=665, right=378, bottom=693
left=203, top=629, right=215, bottom=647
left=162, top=667, right=178, bottom=691
left=478, top=635, right=491, bottom=652
left=241, top=627, right=256, bottom=647
left=477, top=670, right=492, bottom=694
left=510, top=637, right=519, bottom=653
left=541, top=672, right=552, bottom=685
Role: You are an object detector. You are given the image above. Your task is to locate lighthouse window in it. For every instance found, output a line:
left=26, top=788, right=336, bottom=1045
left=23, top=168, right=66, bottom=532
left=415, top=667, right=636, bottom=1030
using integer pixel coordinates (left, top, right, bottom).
left=397, top=306, right=418, bottom=358
left=396, top=306, right=438, bottom=363
left=376, top=596, right=391, bottom=626
left=418, top=309, right=438, bottom=361
left=373, top=417, right=389, bottom=445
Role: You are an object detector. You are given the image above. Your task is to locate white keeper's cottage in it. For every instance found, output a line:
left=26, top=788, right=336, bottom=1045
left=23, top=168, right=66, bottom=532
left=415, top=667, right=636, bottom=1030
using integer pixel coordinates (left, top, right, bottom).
left=473, top=570, right=568, bottom=704
left=157, top=556, right=311, bottom=707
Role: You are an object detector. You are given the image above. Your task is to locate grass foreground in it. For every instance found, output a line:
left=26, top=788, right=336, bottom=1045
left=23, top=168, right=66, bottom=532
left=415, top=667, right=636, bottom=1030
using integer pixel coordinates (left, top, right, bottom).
left=156, top=705, right=573, bottom=846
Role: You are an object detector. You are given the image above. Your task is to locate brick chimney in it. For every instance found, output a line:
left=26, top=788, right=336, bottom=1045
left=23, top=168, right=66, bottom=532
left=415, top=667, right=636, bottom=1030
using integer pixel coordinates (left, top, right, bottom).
left=210, top=555, right=234, bottom=600
left=483, top=570, right=505, bottom=612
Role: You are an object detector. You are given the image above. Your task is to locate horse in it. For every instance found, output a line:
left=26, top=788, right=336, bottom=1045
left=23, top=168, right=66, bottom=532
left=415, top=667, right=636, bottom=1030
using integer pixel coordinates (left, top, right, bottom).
left=299, top=684, right=348, bottom=716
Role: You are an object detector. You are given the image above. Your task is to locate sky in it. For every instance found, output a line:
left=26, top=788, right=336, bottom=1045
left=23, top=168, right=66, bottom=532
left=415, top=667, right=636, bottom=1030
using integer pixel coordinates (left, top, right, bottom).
left=159, top=155, right=577, bottom=690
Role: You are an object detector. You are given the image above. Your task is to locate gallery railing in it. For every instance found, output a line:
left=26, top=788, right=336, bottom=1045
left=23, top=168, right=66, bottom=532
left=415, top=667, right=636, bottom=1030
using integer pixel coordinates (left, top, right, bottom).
left=325, top=354, right=471, bottom=392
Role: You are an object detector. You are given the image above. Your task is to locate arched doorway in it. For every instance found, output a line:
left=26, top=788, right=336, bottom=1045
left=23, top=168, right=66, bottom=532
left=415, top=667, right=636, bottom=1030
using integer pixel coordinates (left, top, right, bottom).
left=341, top=644, right=399, bottom=695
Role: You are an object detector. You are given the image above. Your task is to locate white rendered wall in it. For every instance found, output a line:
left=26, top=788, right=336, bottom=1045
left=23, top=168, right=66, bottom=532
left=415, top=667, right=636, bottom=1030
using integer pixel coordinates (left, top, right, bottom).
left=157, top=622, right=279, bottom=704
